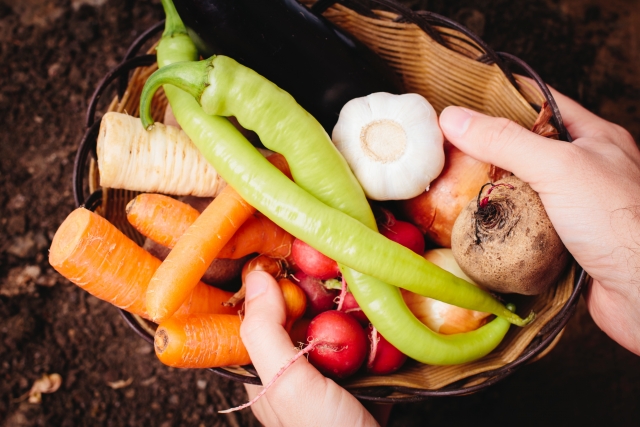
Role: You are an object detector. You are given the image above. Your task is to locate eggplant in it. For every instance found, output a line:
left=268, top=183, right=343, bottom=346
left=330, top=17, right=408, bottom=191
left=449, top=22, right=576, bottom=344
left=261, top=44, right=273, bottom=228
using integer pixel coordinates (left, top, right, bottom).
left=172, top=0, right=404, bottom=132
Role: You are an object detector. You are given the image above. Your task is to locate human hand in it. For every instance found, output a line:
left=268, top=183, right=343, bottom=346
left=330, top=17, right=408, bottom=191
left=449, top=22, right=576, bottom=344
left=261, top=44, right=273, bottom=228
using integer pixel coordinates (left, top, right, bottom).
left=239, top=271, right=380, bottom=427
left=439, top=90, right=640, bottom=355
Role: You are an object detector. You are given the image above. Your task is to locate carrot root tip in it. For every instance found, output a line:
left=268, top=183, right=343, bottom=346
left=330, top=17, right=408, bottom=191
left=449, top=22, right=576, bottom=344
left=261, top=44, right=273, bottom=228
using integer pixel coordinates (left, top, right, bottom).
left=155, top=328, right=169, bottom=353
left=125, top=197, right=137, bottom=215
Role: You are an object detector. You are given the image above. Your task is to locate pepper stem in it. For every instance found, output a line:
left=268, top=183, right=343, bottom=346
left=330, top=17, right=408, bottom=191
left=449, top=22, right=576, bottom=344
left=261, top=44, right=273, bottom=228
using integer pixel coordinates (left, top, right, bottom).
left=139, top=59, right=211, bottom=129
left=504, top=303, right=535, bottom=327
left=160, top=0, right=187, bottom=38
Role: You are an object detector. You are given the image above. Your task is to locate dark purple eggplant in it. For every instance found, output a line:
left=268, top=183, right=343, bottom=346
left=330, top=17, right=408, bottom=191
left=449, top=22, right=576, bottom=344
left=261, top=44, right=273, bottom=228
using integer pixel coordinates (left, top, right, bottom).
left=172, top=0, right=403, bottom=132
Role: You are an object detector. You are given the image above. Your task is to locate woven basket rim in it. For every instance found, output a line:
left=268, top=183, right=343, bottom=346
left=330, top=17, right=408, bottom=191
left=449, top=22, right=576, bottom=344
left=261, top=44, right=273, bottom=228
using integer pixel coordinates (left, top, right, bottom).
left=73, top=0, right=586, bottom=403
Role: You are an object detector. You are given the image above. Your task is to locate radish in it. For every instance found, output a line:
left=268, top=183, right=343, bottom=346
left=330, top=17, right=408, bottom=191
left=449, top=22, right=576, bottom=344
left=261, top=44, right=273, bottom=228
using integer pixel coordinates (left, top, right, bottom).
left=291, top=238, right=340, bottom=280
left=221, top=310, right=367, bottom=413
left=376, top=208, right=425, bottom=255
left=288, top=317, right=312, bottom=347
left=293, top=272, right=339, bottom=317
left=341, top=292, right=369, bottom=326
left=366, top=325, right=407, bottom=375
left=306, top=310, right=368, bottom=379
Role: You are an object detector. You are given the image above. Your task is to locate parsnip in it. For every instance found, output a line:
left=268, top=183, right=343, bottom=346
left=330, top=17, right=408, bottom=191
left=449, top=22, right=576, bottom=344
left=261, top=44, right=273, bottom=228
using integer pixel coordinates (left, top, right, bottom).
left=97, top=112, right=226, bottom=197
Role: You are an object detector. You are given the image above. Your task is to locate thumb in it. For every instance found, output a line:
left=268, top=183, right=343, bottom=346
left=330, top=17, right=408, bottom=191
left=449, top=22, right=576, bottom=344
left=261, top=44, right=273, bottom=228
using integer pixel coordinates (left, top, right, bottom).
left=240, top=271, right=300, bottom=381
left=439, top=106, right=568, bottom=185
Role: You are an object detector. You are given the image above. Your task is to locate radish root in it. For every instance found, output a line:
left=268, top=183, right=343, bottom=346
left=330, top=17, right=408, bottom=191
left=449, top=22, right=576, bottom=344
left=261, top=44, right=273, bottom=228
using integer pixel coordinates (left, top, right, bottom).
left=367, top=326, right=380, bottom=370
left=219, top=343, right=317, bottom=413
left=335, top=277, right=348, bottom=311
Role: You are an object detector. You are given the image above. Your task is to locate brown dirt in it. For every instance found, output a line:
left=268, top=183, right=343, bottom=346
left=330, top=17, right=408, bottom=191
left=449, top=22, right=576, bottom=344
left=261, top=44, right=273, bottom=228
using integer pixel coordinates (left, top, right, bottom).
left=1, top=0, right=639, bottom=426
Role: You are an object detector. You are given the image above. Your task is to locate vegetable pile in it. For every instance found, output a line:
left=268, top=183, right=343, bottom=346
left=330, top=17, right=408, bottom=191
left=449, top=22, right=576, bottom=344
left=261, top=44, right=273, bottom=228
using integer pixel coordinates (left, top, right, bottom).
left=49, top=0, right=571, bottom=406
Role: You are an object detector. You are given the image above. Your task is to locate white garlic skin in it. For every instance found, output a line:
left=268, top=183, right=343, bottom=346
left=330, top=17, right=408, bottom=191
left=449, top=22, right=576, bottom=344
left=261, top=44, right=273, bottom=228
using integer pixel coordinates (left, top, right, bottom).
left=331, top=92, right=445, bottom=201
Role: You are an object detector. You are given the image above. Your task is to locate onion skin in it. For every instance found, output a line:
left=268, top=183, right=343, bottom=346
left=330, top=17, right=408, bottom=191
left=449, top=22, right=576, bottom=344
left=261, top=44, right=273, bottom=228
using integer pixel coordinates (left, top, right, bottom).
left=396, top=143, right=507, bottom=248
left=401, top=248, right=491, bottom=334
left=401, top=290, right=491, bottom=334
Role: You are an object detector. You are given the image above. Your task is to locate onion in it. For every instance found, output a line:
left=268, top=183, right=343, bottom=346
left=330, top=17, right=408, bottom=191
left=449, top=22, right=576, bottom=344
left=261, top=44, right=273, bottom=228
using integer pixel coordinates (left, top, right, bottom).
left=395, top=142, right=508, bottom=248
left=401, top=248, right=492, bottom=334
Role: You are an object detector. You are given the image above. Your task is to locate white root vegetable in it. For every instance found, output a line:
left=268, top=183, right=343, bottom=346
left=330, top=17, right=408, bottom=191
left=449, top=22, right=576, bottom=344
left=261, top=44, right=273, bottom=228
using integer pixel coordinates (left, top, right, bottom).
left=331, top=92, right=445, bottom=201
left=97, top=112, right=226, bottom=197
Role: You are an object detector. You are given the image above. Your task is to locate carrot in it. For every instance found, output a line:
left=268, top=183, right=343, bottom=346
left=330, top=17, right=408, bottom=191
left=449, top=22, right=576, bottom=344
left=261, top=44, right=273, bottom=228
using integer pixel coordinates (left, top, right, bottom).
left=126, top=193, right=294, bottom=259
left=219, top=213, right=294, bottom=259
left=146, top=154, right=291, bottom=323
left=97, top=112, right=227, bottom=197
left=126, top=193, right=200, bottom=249
left=48, top=207, right=239, bottom=320
left=154, top=314, right=250, bottom=368
left=143, top=238, right=247, bottom=288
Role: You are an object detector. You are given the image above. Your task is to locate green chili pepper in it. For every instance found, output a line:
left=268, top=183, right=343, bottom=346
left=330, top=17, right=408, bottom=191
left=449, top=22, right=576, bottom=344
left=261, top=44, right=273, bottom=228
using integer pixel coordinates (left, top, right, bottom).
left=345, top=269, right=514, bottom=364
left=151, top=0, right=531, bottom=364
left=139, top=54, right=534, bottom=325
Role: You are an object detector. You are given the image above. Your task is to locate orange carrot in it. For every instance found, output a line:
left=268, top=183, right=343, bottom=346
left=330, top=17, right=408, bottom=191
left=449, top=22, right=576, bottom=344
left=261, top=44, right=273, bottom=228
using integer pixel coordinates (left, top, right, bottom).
left=154, top=314, right=250, bottom=368
left=278, top=278, right=307, bottom=332
left=146, top=154, right=290, bottom=323
left=126, top=193, right=200, bottom=249
left=219, top=213, right=294, bottom=259
left=48, top=207, right=239, bottom=320
left=126, top=194, right=294, bottom=259
left=146, top=186, right=255, bottom=322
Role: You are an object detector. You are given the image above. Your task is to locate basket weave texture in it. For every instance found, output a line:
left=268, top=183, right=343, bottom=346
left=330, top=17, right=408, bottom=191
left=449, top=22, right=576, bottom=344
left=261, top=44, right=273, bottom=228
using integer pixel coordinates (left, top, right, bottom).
left=83, top=0, right=578, bottom=399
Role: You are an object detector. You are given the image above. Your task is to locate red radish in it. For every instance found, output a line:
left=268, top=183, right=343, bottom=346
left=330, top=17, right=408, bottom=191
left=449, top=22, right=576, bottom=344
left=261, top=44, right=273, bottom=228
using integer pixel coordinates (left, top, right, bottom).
left=376, top=208, right=425, bottom=255
left=366, top=325, right=407, bottom=375
left=341, top=292, right=369, bottom=326
left=306, top=310, right=368, bottom=379
left=220, top=310, right=366, bottom=413
left=291, top=238, right=340, bottom=280
left=293, top=272, right=339, bottom=317
left=288, top=317, right=312, bottom=346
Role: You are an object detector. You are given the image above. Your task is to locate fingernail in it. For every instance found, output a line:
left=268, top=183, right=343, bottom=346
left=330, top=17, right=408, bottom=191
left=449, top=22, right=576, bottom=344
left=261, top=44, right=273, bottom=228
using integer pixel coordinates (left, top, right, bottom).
left=245, top=271, right=268, bottom=302
left=440, top=106, right=473, bottom=138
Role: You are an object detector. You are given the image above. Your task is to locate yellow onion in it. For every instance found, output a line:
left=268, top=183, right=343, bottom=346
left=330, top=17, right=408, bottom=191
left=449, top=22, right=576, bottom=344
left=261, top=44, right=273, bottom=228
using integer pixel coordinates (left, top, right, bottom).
left=395, top=142, right=509, bottom=248
left=401, top=248, right=492, bottom=334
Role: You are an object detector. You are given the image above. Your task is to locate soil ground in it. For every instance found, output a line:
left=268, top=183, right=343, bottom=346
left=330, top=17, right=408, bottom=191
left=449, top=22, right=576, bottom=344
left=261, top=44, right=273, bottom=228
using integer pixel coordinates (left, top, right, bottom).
left=1, top=0, right=639, bottom=426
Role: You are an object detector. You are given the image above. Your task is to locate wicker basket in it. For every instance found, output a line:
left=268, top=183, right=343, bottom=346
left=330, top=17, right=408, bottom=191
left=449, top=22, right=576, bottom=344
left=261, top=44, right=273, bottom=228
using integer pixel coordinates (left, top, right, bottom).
left=73, top=0, right=586, bottom=402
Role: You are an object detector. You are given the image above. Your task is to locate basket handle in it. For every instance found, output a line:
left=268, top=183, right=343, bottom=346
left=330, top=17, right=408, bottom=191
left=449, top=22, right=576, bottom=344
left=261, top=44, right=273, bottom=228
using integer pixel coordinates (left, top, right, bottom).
left=312, top=0, right=517, bottom=87
left=310, top=0, right=570, bottom=143
left=73, top=120, right=102, bottom=208
left=117, top=20, right=166, bottom=99
left=497, top=51, right=571, bottom=142
left=85, top=54, right=158, bottom=129
left=313, top=0, right=447, bottom=46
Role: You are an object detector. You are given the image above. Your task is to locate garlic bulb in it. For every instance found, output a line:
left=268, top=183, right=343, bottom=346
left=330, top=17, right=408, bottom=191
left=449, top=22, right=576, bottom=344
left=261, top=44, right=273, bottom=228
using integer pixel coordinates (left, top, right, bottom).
left=331, top=92, right=445, bottom=201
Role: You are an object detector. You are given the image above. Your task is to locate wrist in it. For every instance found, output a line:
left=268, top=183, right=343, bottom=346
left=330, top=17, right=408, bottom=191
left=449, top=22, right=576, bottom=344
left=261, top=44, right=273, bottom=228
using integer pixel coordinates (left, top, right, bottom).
left=585, top=279, right=640, bottom=355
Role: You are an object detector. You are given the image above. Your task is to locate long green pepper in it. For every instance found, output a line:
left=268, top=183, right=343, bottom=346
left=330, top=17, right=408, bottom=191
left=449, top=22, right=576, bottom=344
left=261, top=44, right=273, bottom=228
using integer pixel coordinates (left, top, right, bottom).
left=141, top=54, right=533, bottom=325
left=151, top=0, right=531, bottom=365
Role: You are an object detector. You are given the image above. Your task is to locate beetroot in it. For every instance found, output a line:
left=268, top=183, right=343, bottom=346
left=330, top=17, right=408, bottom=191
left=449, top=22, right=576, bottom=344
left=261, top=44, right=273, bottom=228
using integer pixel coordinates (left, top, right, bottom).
left=293, top=271, right=339, bottom=317
left=366, top=325, right=407, bottom=375
left=291, top=238, right=340, bottom=280
left=306, top=310, right=368, bottom=379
